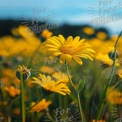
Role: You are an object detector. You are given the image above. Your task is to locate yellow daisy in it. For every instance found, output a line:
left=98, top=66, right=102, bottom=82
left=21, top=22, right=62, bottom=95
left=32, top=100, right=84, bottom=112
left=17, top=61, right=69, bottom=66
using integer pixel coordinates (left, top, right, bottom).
left=46, top=35, right=95, bottom=65
left=30, top=99, right=51, bottom=112
left=32, top=74, right=71, bottom=95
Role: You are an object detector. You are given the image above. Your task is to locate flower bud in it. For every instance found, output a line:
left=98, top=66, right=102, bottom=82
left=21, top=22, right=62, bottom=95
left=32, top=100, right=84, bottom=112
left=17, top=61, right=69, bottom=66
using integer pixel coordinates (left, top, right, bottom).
left=108, top=51, right=118, bottom=60
left=16, top=65, right=31, bottom=81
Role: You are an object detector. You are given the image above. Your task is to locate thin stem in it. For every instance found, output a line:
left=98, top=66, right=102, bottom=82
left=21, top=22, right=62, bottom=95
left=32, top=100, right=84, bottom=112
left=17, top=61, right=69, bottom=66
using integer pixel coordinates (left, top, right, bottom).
left=20, top=73, right=25, bottom=122
left=65, top=62, right=74, bottom=88
left=96, top=98, right=105, bottom=119
left=58, top=95, right=63, bottom=108
left=96, top=31, right=122, bottom=120
left=65, top=62, right=87, bottom=122
left=77, top=92, right=87, bottom=122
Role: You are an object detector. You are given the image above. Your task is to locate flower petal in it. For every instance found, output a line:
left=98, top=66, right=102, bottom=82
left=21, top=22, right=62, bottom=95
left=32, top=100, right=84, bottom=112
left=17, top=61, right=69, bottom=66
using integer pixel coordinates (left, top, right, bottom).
left=73, top=56, right=83, bottom=65
left=60, top=54, right=65, bottom=63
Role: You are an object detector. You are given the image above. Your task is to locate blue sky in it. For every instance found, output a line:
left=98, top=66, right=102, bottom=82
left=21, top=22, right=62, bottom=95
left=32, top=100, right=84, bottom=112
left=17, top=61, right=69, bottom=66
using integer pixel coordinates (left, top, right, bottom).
left=0, top=0, right=122, bottom=34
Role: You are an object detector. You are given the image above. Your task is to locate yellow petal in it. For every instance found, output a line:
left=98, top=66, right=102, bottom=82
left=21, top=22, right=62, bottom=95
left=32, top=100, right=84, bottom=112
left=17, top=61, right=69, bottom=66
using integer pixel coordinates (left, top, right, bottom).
left=73, top=36, right=80, bottom=43
left=60, top=54, right=65, bottom=63
left=73, top=56, right=83, bottom=65
left=58, top=35, right=65, bottom=44
left=46, top=44, right=59, bottom=49
left=65, top=54, right=72, bottom=63
left=53, top=52, right=62, bottom=56
left=66, top=36, right=73, bottom=44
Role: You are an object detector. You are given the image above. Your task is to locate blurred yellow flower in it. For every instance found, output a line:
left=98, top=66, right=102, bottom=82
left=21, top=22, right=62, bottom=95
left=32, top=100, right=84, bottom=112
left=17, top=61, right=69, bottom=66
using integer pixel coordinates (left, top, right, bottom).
left=95, top=53, right=120, bottom=67
left=2, top=69, right=15, bottom=78
left=96, top=32, right=107, bottom=40
left=32, top=74, right=71, bottom=95
left=52, top=71, right=70, bottom=83
left=30, top=99, right=51, bottom=112
left=40, top=66, right=55, bottom=74
left=82, top=27, right=95, bottom=35
left=1, top=68, right=20, bottom=86
left=46, top=35, right=95, bottom=65
left=117, top=69, right=122, bottom=79
left=41, top=29, right=53, bottom=39
left=107, top=88, right=122, bottom=104
left=4, top=86, right=20, bottom=97
left=17, top=26, right=35, bottom=39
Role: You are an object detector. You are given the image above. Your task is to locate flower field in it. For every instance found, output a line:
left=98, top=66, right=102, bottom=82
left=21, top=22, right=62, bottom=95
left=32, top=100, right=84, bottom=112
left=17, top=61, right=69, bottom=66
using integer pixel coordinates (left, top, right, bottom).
left=0, top=25, right=122, bottom=122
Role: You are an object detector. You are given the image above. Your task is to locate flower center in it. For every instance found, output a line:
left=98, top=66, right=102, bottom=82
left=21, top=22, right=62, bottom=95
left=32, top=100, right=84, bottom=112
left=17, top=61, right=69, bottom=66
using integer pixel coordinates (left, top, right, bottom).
left=60, top=45, right=75, bottom=55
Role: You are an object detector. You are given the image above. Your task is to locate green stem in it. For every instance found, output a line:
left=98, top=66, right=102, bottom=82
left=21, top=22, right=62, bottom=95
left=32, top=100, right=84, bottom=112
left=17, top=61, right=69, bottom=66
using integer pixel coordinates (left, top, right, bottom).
left=59, top=95, right=63, bottom=108
left=77, top=92, right=87, bottom=122
left=96, top=31, right=122, bottom=120
left=20, top=73, right=25, bottom=122
left=65, top=62, right=87, bottom=122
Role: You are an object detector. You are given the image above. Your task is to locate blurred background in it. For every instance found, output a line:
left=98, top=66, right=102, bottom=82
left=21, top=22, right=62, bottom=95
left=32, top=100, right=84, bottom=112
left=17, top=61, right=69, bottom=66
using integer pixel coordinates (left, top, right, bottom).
left=0, top=0, right=122, bottom=37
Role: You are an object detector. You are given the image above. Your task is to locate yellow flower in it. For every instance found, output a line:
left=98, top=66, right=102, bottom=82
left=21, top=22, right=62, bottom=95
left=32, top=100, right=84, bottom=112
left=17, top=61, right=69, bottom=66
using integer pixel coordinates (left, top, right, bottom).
left=95, top=53, right=120, bottom=67
left=107, top=88, right=122, bottom=104
left=40, top=66, right=55, bottom=74
left=32, top=74, right=71, bottom=95
left=46, top=35, right=95, bottom=65
left=96, top=31, right=107, bottom=40
left=30, top=99, right=51, bottom=112
left=4, top=86, right=20, bottom=97
left=41, top=29, right=53, bottom=39
left=117, top=69, right=122, bottom=79
left=52, top=71, right=70, bottom=83
left=82, top=27, right=95, bottom=35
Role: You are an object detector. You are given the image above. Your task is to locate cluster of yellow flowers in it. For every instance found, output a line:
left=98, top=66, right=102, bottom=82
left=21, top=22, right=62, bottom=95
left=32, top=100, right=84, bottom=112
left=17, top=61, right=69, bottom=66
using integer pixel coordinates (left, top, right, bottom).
left=0, top=26, right=41, bottom=57
left=87, top=34, right=122, bottom=67
left=0, top=25, right=122, bottom=121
